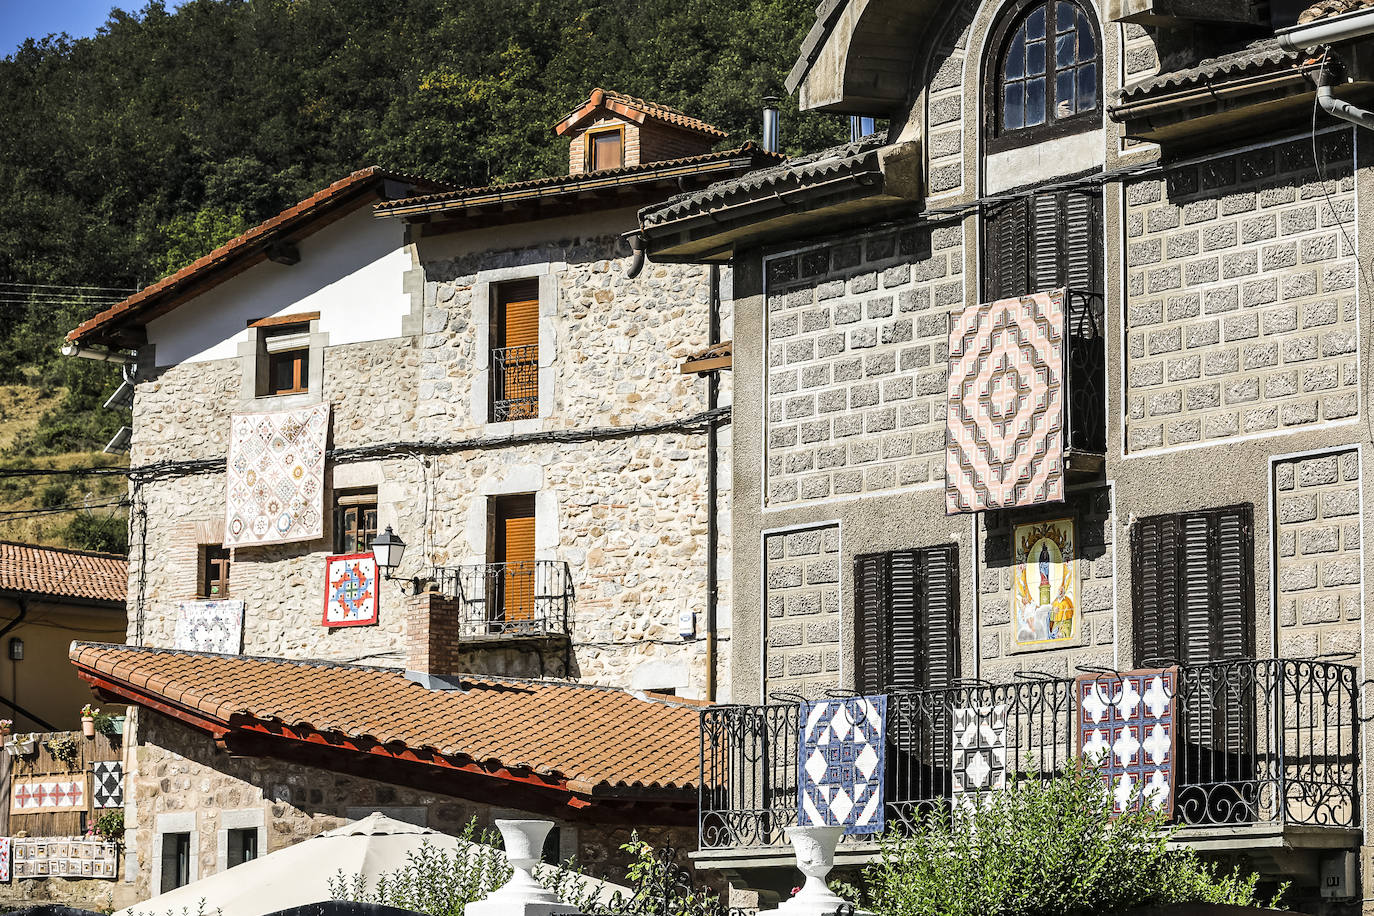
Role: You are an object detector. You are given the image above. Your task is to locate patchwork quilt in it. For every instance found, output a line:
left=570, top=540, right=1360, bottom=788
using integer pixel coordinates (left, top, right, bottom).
left=946, top=289, right=1067, bottom=513
left=1078, top=668, right=1177, bottom=814
left=323, top=553, right=379, bottom=627
left=92, top=761, right=123, bottom=809
left=11, top=778, right=86, bottom=814
left=797, top=696, right=886, bottom=835
left=174, top=599, right=244, bottom=654
left=225, top=403, right=330, bottom=546
left=951, top=704, right=1008, bottom=814
left=11, top=837, right=117, bottom=880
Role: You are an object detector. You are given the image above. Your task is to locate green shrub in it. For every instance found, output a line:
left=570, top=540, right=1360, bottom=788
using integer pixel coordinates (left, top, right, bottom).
left=861, top=757, right=1280, bottom=916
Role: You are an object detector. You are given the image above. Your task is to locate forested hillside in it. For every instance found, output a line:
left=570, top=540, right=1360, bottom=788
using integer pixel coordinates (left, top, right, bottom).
left=0, top=0, right=845, bottom=549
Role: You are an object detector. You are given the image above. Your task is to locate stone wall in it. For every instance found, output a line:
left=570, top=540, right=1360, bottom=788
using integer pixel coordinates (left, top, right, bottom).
left=1274, top=449, right=1362, bottom=659
left=129, top=224, right=730, bottom=697
left=762, top=223, right=963, bottom=508
left=762, top=524, right=841, bottom=699
left=1123, top=134, right=1358, bottom=452
left=977, top=487, right=1116, bottom=682
left=123, top=710, right=695, bottom=905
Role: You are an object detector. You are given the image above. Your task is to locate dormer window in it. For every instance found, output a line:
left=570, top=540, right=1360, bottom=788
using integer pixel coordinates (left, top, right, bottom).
left=988, top=0, right=1100, bottom=151
left=587, top=127, right=625, bottom=172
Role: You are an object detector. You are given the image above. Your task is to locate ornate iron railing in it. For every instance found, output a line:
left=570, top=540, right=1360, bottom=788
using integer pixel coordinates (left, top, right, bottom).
left=1065, top=290, right=1105, bottom=454
left=431, top=560, right=572, bottom=639
left=491, top=344, right=539, bottom=421
left=698, top=659, right=1358, bottom=849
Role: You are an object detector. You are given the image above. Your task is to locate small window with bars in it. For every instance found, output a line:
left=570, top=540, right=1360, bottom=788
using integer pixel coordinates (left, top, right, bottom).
left=1131, top=504, right=1254, bottom=667
left=200, top=545, right=230, bottom=598
left=490, top=279, right=540, bottom=422
left=333, top=488, right=378, bottom=556
left=853, top=545, right=959, bottom=694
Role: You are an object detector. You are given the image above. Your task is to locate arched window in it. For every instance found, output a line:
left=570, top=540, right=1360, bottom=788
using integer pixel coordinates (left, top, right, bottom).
left=988, top=0, right=1099, bottom=149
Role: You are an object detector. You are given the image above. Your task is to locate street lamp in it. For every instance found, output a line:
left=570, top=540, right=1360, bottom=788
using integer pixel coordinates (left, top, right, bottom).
left=370, top=526, right=406, bottom=579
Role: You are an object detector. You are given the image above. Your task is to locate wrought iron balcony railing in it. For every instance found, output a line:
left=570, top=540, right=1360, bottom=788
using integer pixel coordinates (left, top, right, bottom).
left=698, top=659, right=1358, bottom=850
left=491, top=344, right=539, bottom=422
left=431, top=560, right=572, bottom=640
left=1065, top=290, right=1105, bottom=455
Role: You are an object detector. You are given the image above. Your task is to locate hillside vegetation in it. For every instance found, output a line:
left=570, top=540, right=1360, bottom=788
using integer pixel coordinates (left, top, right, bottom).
left=0, top=0, right=845, bottom=549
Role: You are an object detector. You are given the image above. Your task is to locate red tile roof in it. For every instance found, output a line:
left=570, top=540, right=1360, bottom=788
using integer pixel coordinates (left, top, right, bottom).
left=69, top=643, right=700, bottom=796
left=0, top=542, right=126, bottom=604
left=375, top=145, right=779, bottom=217
left=555, top=89, right=727, bottom=139
left=66, top=168, right=448, bottom=348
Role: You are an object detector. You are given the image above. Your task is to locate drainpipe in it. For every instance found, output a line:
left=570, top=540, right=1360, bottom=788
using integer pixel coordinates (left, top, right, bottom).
left=624, top=231, right=647, bottom=280
left=1316, top=82, right=1374, bottom=129
left=705, top=265, right=721, bottom=702
left=1277, top=10, right=1374, bottom=51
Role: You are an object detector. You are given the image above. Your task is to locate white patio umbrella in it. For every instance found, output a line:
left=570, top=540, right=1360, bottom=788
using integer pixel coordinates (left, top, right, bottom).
left=116, top=813, right=628, bottom=916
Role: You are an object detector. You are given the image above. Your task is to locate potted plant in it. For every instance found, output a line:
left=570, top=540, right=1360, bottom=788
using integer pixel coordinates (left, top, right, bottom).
left=0, top=719, right=13, bottom=740
left=81, top=704, right=99, bottom=738
left=5, top=732, right=36, bottom=756
left=89, top=809, right=124, bottom=846
left=46, top=733, right=80, bottom=766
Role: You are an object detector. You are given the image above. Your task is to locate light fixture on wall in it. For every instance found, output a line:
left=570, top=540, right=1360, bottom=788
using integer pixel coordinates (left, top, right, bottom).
left=370, top=527, right=407, bottom=580
left=7, top=638, right=22, bottom=662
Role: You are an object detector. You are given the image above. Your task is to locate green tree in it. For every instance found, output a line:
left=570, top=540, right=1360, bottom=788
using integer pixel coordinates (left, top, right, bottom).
left=861, top=758, right=1280, bottom=916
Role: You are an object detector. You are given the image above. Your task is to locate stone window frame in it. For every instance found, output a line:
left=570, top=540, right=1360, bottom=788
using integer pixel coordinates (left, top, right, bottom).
left=151, top=811, right=199, bottom=893
left=471, top=263, right=561, bottom=432
left=462, top=465, right=560, bottom=566
left=215, top=808, right=266, bottom=874
left=235, top=313, right=329, bottom=407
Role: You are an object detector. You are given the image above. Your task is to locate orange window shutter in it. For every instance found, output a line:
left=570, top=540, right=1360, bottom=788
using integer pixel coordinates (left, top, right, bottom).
left=500, top=280, right=540, bottom=352
left=502, top=513, right=537, bottom=621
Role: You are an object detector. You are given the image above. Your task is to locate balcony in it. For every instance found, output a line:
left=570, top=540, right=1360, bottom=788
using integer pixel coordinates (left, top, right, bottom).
left=697, top=660, right=1357, bottom=872
left=491, top=344, right=539, bottom=422
left=431, top=560, right=572, bottom=641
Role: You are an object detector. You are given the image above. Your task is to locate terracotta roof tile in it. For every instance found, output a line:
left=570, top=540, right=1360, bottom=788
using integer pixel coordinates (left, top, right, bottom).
left=555, top=88, right=727, bottom=139
left=70, top=643, right=700, bottom=795
left=374, top=146, right=780, bottom=216
left=0, top=541, right=126, bottom=604
left=66, top=167, right=449, bottom=348
left=1298, top=0, right=1374, bottom=22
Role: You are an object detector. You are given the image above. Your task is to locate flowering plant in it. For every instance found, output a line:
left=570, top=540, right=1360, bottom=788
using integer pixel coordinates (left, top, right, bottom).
left=81, top=704, right=100, bottom=718
left=0, top=719, right=12, bottom=732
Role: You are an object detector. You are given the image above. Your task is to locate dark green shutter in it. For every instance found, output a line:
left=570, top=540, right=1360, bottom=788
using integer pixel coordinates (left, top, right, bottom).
left=984, top=198, right=1031, bottom=301
left=921, top=545, right=959, bottom=691
left=855, top=553, right=888, bottom=695
left=854, top=547, right=960, bottom=693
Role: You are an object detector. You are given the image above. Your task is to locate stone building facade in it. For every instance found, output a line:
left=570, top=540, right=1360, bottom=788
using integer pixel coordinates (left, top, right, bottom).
left=64, top=93, right=771, bottom=904
left=640, top=0, right=1374, bottom=911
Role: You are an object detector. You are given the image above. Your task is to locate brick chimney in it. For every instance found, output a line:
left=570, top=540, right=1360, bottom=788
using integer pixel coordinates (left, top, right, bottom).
left=555, top=88, right=728, bottom=175
left=405, top=589, right=464, bottom=677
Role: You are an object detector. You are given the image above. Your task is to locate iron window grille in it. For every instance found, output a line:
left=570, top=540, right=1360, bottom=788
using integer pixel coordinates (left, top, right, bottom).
left=491, top=344, right=539, bottom=422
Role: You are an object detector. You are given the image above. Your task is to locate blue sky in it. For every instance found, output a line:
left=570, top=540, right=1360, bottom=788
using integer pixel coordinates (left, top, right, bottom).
left=0, top=1, right=137, bottom=57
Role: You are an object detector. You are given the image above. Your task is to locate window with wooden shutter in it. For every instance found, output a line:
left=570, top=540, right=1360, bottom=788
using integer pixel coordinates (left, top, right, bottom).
left=492, top=495, right=537, bottom=624
left=491, top=279, right=540, bottom=421
left=200, top=545, right=230, bottom=598
left=1131, top=504, right=1254, bottom=666
left=854, top=545, right=960, bottom=694
left=983, top=190, right=1102, bottom=301
left=332, top=488, right=378, bottom=555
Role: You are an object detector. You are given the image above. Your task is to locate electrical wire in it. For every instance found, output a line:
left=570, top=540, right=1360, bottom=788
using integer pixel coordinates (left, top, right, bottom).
left=0, top=498, right=127, bottom=522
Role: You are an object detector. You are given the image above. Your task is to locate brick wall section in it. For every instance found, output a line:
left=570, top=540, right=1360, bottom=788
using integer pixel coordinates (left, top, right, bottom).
left=637, top=124, right=716, bottom=164
left=978, top=489, right=1116, bottom=682
left=764, top=525, right=840, bottom=699
left=569, top=119, right=641, bottom=173
left=1123, top=133, right=1358, bottom=452
left=1275, top=450, right=1361, bottom=658
left=764, top=223, right=963, bottom=507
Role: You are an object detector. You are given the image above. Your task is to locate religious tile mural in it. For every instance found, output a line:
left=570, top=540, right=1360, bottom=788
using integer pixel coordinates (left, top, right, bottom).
left=946, top=289, right=1066, bottom=514
left=1012, top=518, right=1078, bottom=649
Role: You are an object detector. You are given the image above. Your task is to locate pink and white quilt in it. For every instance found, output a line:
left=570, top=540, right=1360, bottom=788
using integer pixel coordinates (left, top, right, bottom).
left=225, top=403, right=330, bottom=547
left=946, top=289, right=1066, bottom=514
left=11, top=778, right=86, bottom=814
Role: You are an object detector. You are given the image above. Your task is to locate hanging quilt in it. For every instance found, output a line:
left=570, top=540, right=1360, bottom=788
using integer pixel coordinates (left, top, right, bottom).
left=797, top=696, right=886, bottom=835
left=11, top=778, right=86, bottom=814
left=174, top=599, right=244, bottom=654
left=1077, top=668, right=1177, bottom=815
left=92, top=761, right=123, bottom=809
left=946, top=289, right=1066, bottom=514
left=0, top=837, right=11, bottom=882
left=11, top=837, right=117, bottom=879
left=951, top=704, right=1008, bottom=814
left=225, top=403, right=330, bottom=547
left=323, top=553, right=379, bottom=627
